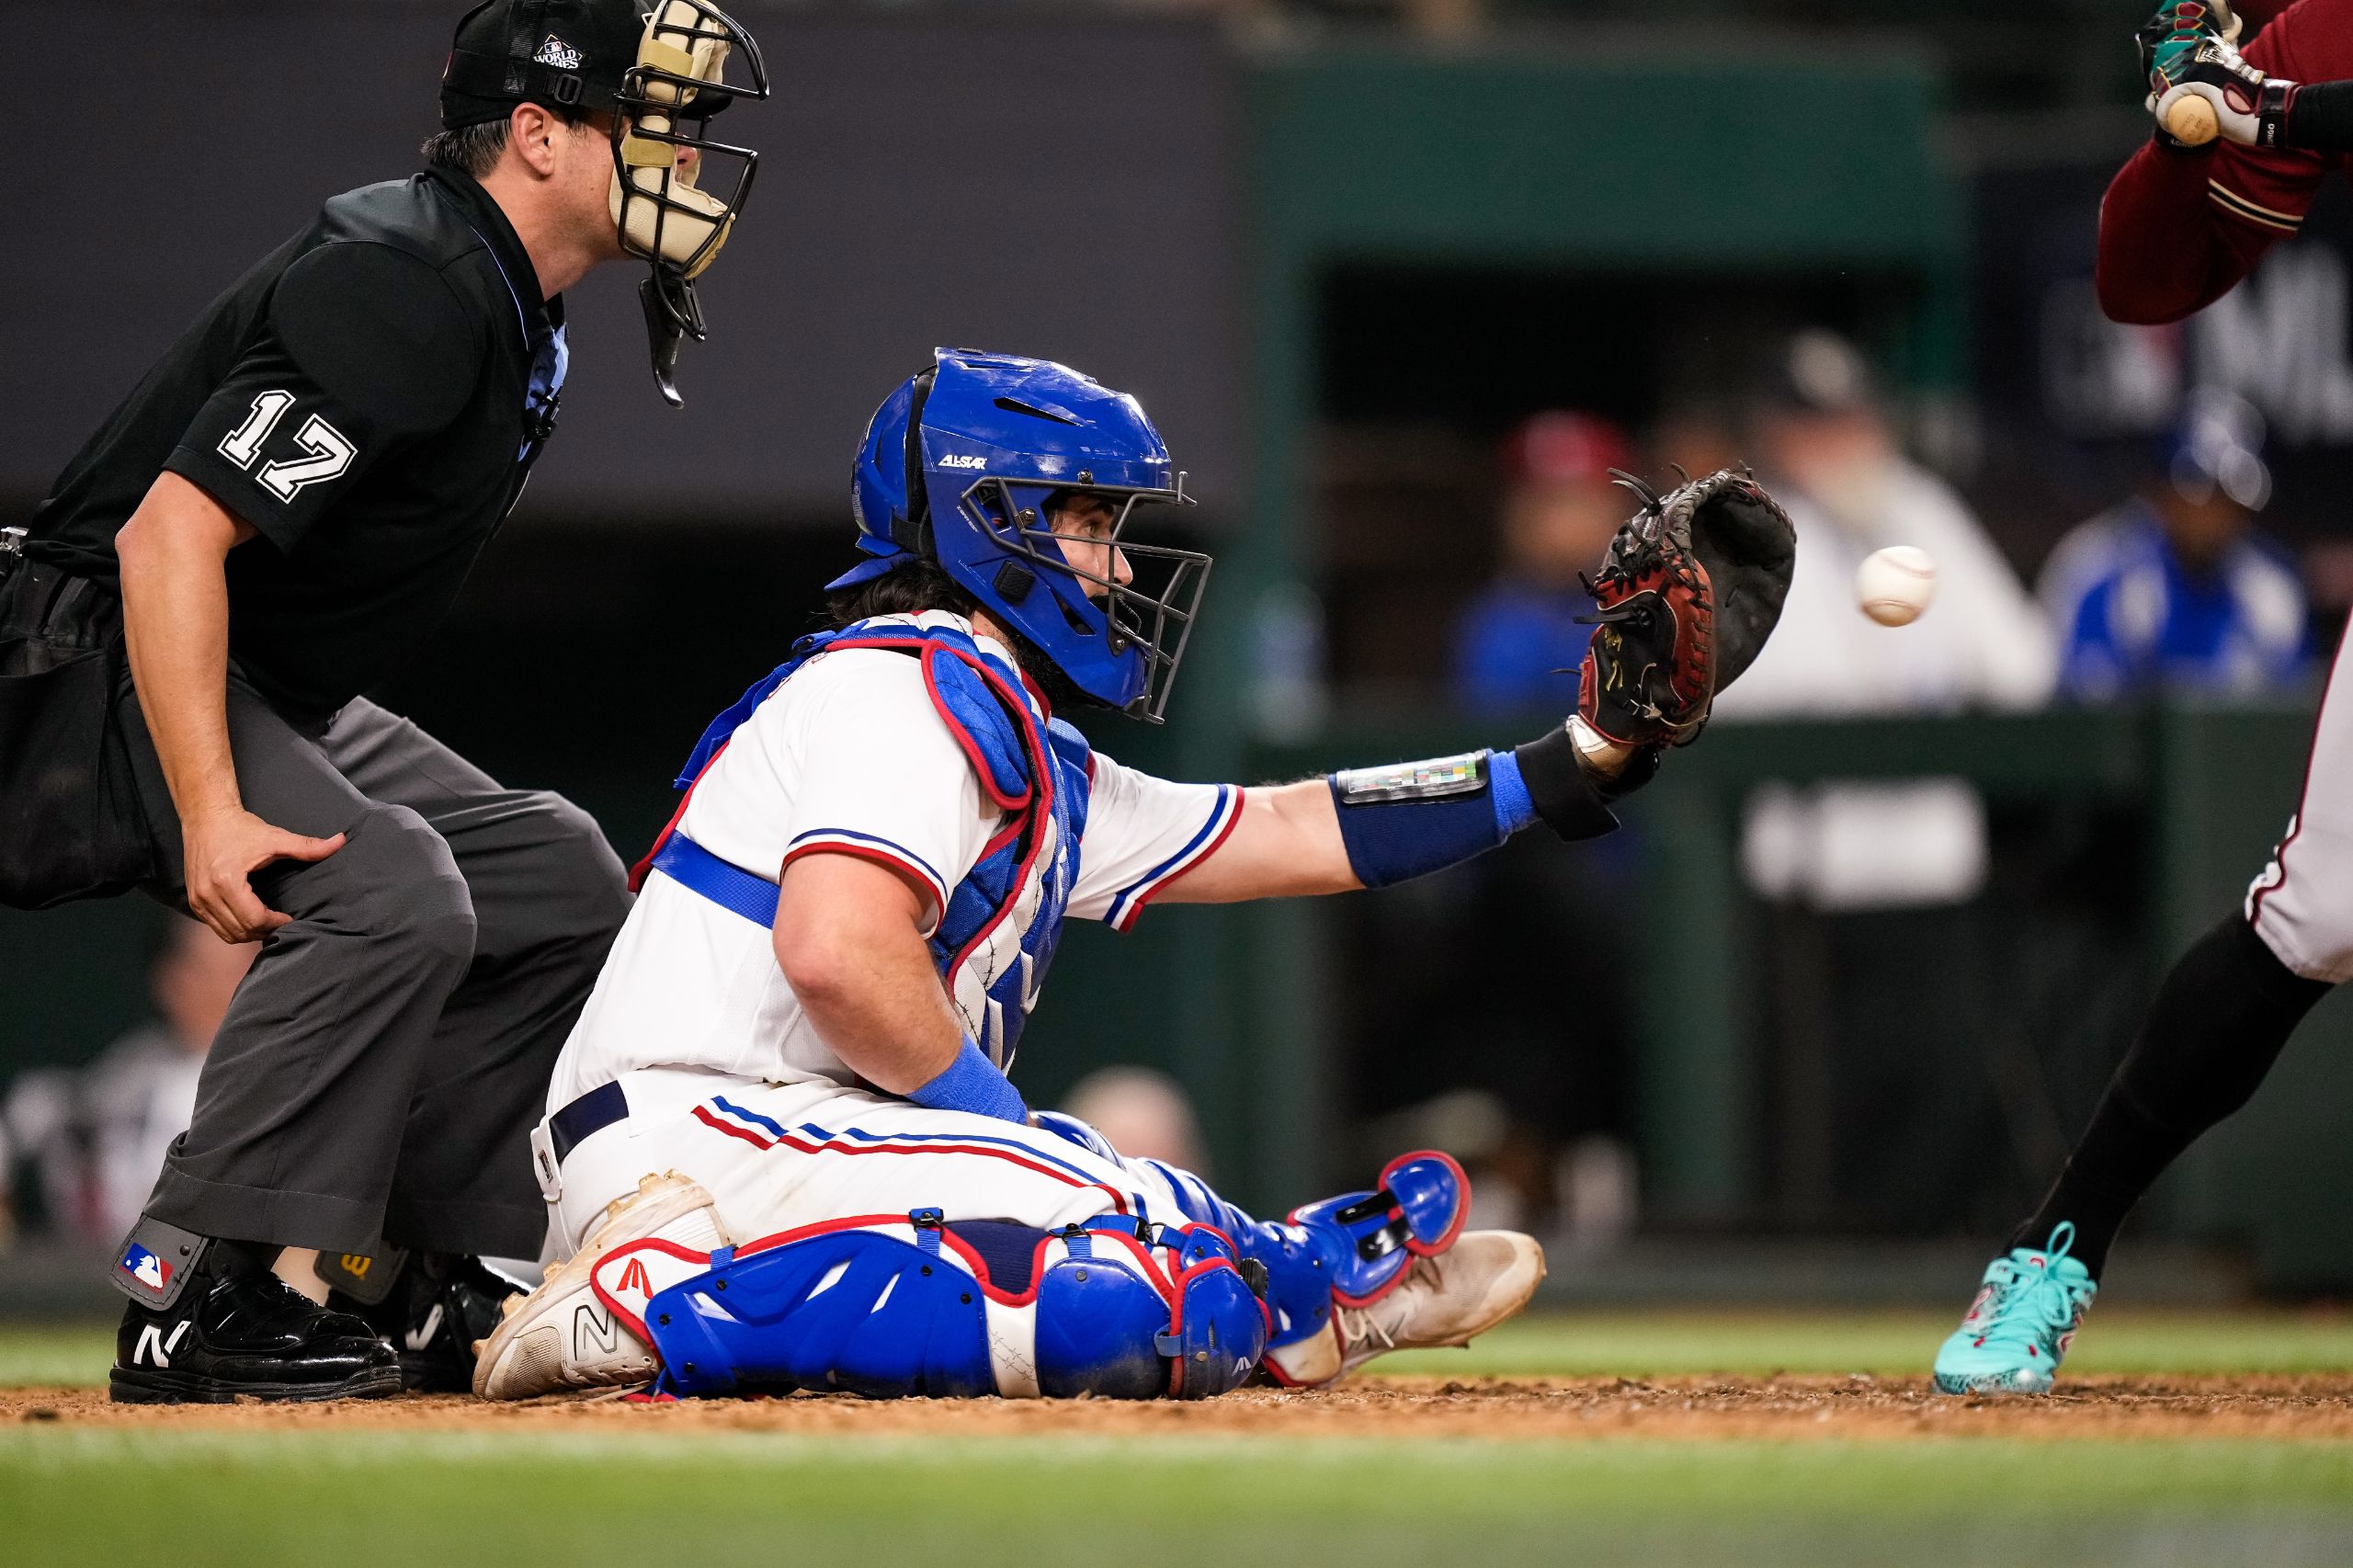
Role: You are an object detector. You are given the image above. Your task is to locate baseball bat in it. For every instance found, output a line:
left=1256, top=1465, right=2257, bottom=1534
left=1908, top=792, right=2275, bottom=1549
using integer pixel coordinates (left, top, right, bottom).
left=2165, top=92, right=2222, bottom=145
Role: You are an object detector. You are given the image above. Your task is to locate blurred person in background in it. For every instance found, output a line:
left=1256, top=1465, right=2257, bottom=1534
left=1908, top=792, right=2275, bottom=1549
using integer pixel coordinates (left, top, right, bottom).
left=1719, top=331, right=2054, bottom=912
left=1, top=921, right=255, bottom=1245
left=1059, top=1066, right=1209, bottom=1174
left=2040, top=391, right=2308, bottom=701
left=1647, top=399, right=1745, bottom=483
left=1716, top=330, right=2055, bottom=720
left=1449, top=413, right=1634, bottom=714
left=1422, top=414, right=1646, bottom=1236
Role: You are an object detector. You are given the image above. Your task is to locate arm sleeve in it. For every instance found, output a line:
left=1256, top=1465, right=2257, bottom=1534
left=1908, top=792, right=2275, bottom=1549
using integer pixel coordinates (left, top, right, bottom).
left=1068, top=755, right=1244, bottom=933
left=768, top=654, right=1002, bottom=933
left=2097, top=0, right=2347, bottom=324
left=164, top=241, right=483, bottom=552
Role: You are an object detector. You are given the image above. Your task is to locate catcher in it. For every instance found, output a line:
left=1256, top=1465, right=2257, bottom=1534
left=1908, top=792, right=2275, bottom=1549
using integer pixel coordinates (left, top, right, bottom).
left=475, top=349, right=1795, bottom=1402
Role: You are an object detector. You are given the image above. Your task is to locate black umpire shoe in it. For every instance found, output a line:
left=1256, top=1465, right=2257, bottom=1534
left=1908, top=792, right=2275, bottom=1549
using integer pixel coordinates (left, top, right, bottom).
left=332, top=1255, right=528, bottom=1393
left=110, top=1267, right=402, bottom=1405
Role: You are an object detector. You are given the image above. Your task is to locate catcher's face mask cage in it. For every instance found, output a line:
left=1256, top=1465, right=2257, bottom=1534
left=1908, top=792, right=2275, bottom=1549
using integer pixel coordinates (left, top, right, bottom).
left=610, top=0, right=769, bottom=404
left=958, top=475, right=1211, bottom=722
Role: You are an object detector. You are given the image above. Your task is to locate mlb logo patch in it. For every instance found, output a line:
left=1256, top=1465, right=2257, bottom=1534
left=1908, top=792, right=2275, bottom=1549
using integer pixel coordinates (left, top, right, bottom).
left=119, top=1244, right=171, bottom=1294
left=535, top=34, right=583, bottom=71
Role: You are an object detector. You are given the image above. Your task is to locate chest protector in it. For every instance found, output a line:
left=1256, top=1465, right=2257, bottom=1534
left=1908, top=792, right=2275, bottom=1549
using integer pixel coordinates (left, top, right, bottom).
left=634, top=618, right=1093, bottom=1071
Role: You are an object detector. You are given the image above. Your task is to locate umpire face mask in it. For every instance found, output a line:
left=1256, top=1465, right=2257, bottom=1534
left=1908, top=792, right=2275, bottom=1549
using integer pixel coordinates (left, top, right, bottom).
left=609, top=0, right=769, bottom=406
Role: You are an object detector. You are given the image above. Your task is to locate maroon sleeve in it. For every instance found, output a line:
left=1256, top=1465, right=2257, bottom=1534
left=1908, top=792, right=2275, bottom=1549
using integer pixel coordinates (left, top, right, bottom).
left=2095, top=142, right=2275, bottom=323
left=2096, top=0, right=2353, bottom=324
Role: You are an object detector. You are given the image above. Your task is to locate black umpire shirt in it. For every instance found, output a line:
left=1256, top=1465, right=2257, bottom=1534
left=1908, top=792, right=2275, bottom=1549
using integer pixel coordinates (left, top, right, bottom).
left=24, top=168, right=565, bottom=721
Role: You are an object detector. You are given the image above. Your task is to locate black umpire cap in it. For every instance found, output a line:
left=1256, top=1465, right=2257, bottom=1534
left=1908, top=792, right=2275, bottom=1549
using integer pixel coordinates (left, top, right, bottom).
left=440, top=0, right=650, bottom=129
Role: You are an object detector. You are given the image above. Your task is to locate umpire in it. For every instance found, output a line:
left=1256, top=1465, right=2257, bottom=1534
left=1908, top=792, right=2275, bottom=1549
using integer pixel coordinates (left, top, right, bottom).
left=0, top=0, right=767, bottom=1403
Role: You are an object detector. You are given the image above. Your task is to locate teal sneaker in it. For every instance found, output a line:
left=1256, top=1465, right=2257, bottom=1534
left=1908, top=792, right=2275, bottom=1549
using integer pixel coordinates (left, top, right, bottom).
left=1931, top=1222, right=2097, bottom=1395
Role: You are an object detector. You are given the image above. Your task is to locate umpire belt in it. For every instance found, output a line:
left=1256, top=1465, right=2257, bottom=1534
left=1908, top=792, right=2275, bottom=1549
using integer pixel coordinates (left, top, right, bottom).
left=529, top=1081, right=629, bottom=1203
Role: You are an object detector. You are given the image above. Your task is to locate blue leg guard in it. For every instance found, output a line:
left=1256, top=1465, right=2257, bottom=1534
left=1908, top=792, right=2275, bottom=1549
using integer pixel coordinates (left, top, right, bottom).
left=598, top=1210, right=1267, bottom=1401
left=1140, top=1151, right=1470, bottom=1352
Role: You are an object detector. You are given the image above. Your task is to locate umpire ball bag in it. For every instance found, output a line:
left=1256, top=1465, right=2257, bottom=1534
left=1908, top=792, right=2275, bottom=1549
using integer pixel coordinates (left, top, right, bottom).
left=0, top=539, right=155, bottom=909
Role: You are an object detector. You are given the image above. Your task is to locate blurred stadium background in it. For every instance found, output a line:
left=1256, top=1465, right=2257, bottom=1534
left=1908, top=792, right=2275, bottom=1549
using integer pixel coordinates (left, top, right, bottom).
left=6, top=0, right=2353, bottom=1325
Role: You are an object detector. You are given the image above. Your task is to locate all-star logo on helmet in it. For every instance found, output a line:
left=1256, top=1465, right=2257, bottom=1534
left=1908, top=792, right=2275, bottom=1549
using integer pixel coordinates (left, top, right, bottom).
left=841, top=349, right=1214, bottom=722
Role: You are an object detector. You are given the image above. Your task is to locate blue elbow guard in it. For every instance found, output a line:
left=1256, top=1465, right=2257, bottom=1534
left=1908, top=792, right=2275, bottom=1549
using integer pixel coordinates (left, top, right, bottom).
left=906, top=1038, right=1028, bottom=1123
left=1328, top=749, right=1540, bottom=889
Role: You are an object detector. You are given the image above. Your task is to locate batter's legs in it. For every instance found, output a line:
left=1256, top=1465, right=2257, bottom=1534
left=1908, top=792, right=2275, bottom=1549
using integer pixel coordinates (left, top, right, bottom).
left=2009, top=624, right=2353, bottom=1278
left=1932, top=629, right=2352, bottom=1395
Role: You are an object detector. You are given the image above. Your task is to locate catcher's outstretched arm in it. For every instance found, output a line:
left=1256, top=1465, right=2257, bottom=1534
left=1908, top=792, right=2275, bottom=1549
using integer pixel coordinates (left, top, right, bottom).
left=1159, top=469, right=1795, bottom=908
left=1150, top=734, right=1614, bottom=907
left=1153, top=780, right=1358, bottom=902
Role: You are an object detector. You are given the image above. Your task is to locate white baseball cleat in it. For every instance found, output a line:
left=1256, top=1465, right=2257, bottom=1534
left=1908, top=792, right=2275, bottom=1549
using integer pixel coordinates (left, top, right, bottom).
left=472, top=1172, right=731, bottom=1400
left=1264, top=1230, right=1546, bottom=1386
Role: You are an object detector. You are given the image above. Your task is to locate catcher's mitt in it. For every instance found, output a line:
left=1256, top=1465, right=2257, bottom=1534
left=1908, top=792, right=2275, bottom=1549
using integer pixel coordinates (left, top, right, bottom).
left=1576, top=467, right=1797, bottom=751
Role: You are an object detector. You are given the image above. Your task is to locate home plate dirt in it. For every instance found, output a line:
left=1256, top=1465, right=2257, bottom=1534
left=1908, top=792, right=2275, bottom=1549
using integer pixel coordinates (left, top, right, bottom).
left=9, top=1375, right=2353, bottom=1440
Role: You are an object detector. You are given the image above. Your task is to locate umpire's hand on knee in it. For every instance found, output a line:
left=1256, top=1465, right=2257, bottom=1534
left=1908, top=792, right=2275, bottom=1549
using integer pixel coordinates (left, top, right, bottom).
left=183, top=804, right=346, bottom=942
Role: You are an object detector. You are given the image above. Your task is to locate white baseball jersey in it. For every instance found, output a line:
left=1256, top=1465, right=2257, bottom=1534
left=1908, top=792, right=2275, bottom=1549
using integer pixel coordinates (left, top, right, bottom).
left=549, top=611, right=1240, bottom=1108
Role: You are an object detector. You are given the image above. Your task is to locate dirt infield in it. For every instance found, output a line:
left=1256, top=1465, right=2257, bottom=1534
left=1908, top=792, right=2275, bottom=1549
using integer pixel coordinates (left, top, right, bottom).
left=11, top=1373, right=2353, bottom=1442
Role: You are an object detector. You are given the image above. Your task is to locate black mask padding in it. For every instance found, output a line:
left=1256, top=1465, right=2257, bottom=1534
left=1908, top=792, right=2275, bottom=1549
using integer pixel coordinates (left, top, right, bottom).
left=900, top=367, right=938, bottom=554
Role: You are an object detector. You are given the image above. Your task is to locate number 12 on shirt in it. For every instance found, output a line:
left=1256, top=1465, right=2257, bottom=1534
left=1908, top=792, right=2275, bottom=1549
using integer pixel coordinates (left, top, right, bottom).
left=217, top=390, right=358, bottom=504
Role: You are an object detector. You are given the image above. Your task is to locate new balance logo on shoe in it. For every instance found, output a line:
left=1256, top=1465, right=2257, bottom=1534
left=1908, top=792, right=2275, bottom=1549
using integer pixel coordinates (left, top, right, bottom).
left=133, top=1321, right=192, bottom=1369
left=404, top=1303, right=445, bottom=1354
left=574, top=1303, right=623, bottom=1361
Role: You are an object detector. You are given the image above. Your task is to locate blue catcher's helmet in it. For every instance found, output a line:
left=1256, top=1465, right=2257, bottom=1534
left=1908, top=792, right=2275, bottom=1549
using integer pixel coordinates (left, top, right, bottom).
left=837, top=348, right=1211, bottom=721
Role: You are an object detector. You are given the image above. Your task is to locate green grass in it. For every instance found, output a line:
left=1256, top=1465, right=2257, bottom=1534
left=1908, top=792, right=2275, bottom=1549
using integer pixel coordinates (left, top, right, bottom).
left=0, top=1324, right=115, bottom=1388
left=8, top=1313, right=2353, bottom=1567
left=5, top=1430, right=2351, bottom=1566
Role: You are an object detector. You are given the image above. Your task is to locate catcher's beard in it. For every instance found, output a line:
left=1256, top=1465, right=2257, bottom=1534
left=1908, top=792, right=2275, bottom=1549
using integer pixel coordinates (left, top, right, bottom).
left=995, top=616, right=1108, bottom=716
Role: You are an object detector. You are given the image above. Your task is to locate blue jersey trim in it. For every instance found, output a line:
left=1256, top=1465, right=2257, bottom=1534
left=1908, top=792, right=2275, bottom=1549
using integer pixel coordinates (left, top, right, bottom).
left=784, top=827, right=949, bottom=897
left=1104, top=784, right=1235, bottom=928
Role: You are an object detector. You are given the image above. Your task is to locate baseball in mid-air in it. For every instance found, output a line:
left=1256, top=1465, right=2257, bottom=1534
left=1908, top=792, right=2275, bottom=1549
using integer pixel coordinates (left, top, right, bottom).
left=1855, top=546, right=1938, bottom=627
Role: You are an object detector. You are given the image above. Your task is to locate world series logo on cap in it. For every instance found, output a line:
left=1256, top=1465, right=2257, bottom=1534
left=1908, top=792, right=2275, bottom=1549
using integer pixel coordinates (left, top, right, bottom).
left=534, top=34, right=583, bottom=70
left=119, top=1243, right=172, bottom=1294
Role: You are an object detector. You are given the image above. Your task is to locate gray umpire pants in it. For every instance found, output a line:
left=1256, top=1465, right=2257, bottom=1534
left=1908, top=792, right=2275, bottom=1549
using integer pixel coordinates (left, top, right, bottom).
left=123, top=674, right=631, bottom=1260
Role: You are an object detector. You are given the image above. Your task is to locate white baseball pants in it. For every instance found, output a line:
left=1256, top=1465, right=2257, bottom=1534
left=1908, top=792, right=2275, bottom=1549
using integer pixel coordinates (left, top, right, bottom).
left=540, top=1068, right=1206, bottom=1261
left=2250, top=628, right=2353, bottom=983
